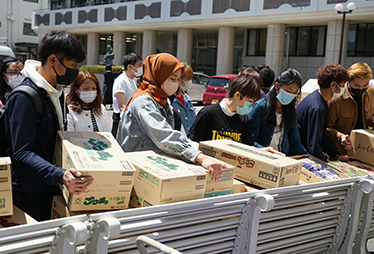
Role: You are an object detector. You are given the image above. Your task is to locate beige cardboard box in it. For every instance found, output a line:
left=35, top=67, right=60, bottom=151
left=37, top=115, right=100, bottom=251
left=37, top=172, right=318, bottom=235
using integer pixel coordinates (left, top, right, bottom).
left=199, top=140, right=302, bottom=189
left=0, top=190, right=12, bottom=216
left=61, top=185, right=131, bottom=211
left=51, top=195, right=88, bottom=219
left=348, top=129, right=374, bottom=166
left=233, top=179, right=246, bottom=194
left=127, top=151, right=207, bottom=207
left=204, top=187, right=233, bottom=198
left=0, top=157, right=12, bottom=191
left=53, top=131, right=136, bottom=210
left=51, top=195, right=107, bottom=219
left=53, top=131, right=136, bottom=191
left=0, top=206, right=37, bottom=228
left=205, top=165, right=234, bottom=193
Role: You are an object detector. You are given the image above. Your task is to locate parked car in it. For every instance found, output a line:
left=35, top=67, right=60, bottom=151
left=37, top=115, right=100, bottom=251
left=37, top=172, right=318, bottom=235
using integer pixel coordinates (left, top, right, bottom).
left=202, top=74, right=238, bottom=105
left=186, top=72, right=210, bottom=104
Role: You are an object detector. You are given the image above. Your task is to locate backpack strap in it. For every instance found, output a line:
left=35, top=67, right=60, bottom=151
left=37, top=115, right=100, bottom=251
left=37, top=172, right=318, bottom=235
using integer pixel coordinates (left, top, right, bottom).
left=10, top=84, right=43, bottom=119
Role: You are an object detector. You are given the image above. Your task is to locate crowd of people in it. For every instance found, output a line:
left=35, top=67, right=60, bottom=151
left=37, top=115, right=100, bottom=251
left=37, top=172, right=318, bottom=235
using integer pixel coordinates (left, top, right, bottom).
left=0, top=29, right=373, bottom=221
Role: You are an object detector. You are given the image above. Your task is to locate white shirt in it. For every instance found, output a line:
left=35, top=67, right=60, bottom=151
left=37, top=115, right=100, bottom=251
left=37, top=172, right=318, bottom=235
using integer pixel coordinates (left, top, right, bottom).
left=67, top=104, right=111, bottom=132
left=112, top=74, right=137, bottom=114
left=269, top=112, right=283, bottom=151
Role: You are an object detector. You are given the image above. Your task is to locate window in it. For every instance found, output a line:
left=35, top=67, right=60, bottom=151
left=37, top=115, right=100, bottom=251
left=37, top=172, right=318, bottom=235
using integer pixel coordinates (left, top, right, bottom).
left=285, top=26, right=326, bottom=56
left=100, top=35, right=113, bottom=55
left=23, top=23, right=37, bottom=36
left=247, top=29, right=267, bottom=56
left=51, top=0, right=65, bottom=10
left=348, top=23, right=374, bottom=56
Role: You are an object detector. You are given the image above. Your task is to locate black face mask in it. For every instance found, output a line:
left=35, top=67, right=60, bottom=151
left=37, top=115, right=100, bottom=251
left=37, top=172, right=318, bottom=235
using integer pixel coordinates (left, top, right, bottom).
left=350, top=85, right=368, bottom=97
left=53, top=56, right=79, bottom=85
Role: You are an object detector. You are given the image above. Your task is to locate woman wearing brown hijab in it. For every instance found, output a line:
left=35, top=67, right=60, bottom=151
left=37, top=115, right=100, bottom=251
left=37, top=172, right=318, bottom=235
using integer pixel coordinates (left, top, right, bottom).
left=116, top=53, right=225, bottom=181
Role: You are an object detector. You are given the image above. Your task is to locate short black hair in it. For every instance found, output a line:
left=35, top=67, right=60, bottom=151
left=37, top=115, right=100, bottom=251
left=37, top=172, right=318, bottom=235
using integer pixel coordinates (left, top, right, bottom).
left=123, top=53, right=141, bottom=70
left=259, top=68, right=275, bottom=88
left=227, top=75, right=261, bottom=100
left=105, top=64, right=112, bottom=71
left=37, top=30, right=85, bottom=65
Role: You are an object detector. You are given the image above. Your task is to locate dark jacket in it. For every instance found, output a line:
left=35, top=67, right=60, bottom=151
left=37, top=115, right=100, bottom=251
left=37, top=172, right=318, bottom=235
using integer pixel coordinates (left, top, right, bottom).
left=297, top=90, right=339, bottom=161
left=5, top=78, right=65, bottom=191
left=248, top=98, right=308, bottom=155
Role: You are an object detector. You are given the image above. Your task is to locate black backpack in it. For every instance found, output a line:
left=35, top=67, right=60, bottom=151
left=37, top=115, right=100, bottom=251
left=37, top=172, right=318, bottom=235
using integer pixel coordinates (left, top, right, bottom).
left=0, top=84, right=43, bottom=157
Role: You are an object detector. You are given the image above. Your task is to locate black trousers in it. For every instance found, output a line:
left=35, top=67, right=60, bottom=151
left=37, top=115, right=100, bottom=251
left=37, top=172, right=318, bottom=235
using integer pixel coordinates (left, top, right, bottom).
left=111, top=112, right=121, bottom=138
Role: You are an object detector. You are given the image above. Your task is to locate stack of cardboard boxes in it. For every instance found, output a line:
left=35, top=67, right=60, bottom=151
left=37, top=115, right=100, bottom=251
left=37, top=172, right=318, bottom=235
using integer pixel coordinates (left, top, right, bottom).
left=127, top=151, right=235, bottom=208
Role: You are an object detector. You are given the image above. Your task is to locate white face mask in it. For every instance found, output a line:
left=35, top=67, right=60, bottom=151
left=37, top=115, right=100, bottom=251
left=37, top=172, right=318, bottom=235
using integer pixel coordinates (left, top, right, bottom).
left=78, top=90, right=97, bottom=104
left=332, top=83, right=345, bottom=98
left=181, top=80, right=193, bottom=92
left=6, top=74, right=24, bottom=89
left=131, top=66, right=143, bottom=77
left=161, top=80, right=179, bottom=96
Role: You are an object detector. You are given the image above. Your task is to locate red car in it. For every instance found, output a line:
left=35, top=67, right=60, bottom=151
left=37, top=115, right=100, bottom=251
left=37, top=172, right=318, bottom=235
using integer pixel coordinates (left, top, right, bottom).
left=202, top=74, right=238, bottom=105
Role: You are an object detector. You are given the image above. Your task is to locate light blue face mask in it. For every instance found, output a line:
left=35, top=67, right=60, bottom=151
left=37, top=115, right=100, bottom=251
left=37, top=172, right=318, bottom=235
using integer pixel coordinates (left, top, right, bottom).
left=276, top=89, right=297, bottom=105
left=237, top=95, right=254, bottom=115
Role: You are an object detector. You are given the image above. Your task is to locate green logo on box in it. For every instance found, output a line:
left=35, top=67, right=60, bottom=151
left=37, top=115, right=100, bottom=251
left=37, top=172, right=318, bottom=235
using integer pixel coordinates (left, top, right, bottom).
left=83, top=196, right=108, bottom=206
left=146, top=156, right=179, bottom=170
left=83, top=138, right=114, bottom=161
left=138, top=168, right=160, bottom=187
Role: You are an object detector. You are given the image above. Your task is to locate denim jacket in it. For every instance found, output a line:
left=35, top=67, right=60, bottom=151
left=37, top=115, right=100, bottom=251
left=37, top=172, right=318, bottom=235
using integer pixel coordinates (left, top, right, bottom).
left=172, top=92, right=196, bottom=133
left=248, top=98, right=308, bottom=155
left=5, top=78, right=65, bottom=191
left=116, top=94, right=200, bottom=162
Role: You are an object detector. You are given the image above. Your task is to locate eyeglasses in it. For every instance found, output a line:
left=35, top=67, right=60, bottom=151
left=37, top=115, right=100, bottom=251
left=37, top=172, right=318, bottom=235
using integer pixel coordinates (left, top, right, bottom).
left=5, top=71, right=22, bottom=77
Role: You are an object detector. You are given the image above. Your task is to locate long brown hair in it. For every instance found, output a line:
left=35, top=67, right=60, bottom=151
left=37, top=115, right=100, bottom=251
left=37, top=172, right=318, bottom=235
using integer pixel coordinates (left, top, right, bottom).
left=67, top=70, right=103, bottom=115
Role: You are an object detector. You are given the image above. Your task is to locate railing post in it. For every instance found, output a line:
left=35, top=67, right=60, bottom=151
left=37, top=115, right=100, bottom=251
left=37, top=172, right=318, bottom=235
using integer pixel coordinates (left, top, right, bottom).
left=51, top=221, right=88, bottom=254
left=84, top=217, right=121, bottom=254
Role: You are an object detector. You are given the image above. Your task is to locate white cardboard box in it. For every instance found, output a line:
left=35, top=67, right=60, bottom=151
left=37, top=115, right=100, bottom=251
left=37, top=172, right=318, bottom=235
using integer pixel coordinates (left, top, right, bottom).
left=0, top=157, right=12, bottom=191
left=199, top=140, right=303, bottom=189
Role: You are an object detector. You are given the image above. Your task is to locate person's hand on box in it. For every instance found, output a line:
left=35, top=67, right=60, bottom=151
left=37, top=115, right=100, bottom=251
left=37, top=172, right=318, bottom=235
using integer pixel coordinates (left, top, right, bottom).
left=62, top=168, right=93, bottom=195
left=341, top=134, right=353, bottom=150
left=195, top=153, right=227, bottom=182
left=337, top=155, right=355, bottom=162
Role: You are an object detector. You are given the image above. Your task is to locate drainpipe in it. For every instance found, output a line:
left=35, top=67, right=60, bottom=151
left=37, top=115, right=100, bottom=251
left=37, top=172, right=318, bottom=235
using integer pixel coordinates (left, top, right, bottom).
left=285, top=26, right=290, bottom=69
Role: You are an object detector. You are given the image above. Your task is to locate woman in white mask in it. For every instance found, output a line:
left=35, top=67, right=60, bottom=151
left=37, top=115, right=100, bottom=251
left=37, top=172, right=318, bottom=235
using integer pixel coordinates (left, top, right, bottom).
left=171, top=63, right=196, bottom=134
left=66, top=70, right=110, bottom=132
left=0, top=57, right=24, bottom=107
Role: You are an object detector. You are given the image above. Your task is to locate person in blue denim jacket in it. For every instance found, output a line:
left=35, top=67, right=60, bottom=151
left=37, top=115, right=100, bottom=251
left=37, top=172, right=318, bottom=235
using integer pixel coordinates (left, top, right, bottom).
left=4, top=30, right=93, bottom=221
left=116, top=53, right=226, bottom=181
left=248, top=68, right=308, bottom=156
left=172, top=63, right=196, bottom=134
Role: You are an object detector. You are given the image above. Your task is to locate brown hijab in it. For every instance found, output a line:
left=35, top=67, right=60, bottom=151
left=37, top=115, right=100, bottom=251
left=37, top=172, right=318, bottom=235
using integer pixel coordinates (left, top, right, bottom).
left=126, top=53, right=185, bottom=109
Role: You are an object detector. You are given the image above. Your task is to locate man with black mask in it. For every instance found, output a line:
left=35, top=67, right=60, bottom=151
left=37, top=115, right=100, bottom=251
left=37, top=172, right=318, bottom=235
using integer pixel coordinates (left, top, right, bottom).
left=4, top=30, right=93, bottom=221
left=327, top=62, right=374, bottom=155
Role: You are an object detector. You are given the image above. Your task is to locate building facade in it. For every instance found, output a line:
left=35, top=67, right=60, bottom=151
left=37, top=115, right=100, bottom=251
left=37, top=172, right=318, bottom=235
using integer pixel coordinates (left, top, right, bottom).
left=1, top=0, right=48, bottom=60
left=32, top=0, right=374, bottom=80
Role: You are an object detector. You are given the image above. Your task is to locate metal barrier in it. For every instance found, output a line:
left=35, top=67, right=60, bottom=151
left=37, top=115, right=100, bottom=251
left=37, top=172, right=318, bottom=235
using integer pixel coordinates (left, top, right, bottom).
left=80, top=192, right=274, bottom=254
left=2, top=176, right=374, bottom=254
left=0, top=214, right=88, bottom=254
